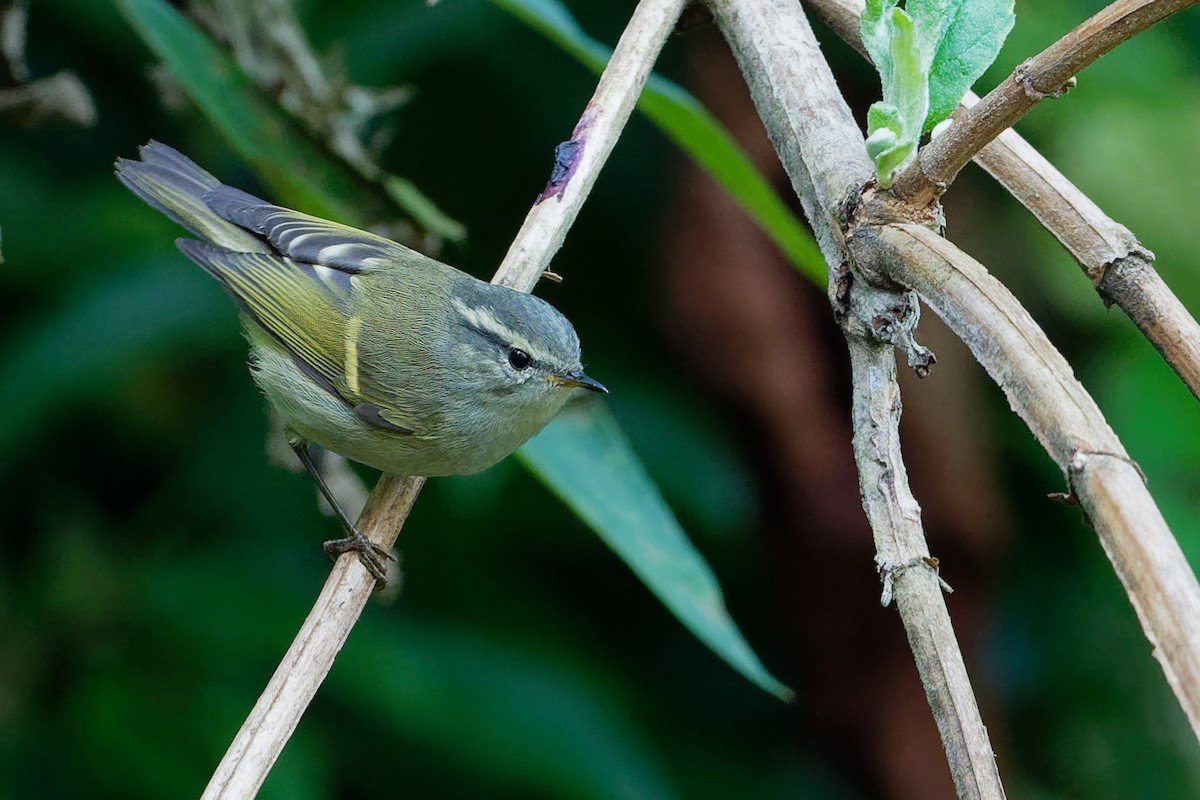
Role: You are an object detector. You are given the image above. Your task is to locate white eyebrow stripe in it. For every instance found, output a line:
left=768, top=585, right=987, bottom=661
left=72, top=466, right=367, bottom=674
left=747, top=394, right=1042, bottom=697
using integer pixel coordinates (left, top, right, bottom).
left=451, top=297, right=552, bottom=362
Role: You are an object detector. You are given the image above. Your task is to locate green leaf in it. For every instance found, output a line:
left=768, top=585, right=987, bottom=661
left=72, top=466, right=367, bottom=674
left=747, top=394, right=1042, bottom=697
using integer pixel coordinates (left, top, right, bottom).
left=113, top=0, right=465, bottom=240
left=924, top=0, right=1015, bottom=131
left=862, top=0, right=1014, bottom=181
left=861, top=0, right=899, bottom=84
left=865, top=103, right=913, bottom=179
left=862, top=2, right=927, bottom=185
left=489, top=0, right=825, bottom=286
left=907, top=0, right=956, bottom=71
left=518, top=401, right=793, bottom=701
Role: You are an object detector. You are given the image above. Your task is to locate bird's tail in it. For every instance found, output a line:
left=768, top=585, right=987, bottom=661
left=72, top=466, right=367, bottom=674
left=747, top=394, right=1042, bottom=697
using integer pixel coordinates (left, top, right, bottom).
left=114, top=141, right=267, bottom=253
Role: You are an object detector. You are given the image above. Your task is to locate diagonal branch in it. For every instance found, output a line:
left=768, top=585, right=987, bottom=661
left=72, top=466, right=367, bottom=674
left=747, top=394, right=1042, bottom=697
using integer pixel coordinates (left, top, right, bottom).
left=892, top=0, right=1200, bottom=207
left=966, top=103, right=1200, bottom=401
left=200, top=0, right=691, bottom=795
left=808, top=0, right=1200, bottom=400
left=704, top=0, right=1005, bottom=796
left=852, top=221, right=1200, bottom=741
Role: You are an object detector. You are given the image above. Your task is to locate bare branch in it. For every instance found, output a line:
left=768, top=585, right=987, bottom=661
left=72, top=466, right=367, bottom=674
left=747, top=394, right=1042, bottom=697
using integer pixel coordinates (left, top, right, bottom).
left=200, top=0, right=691, bottom=794
left=846, top=317, right=1007, bottom=800
left=969, top=106, right=1200, bottom=401
left=853, top=221, right=1200, bottom=741
left=892, top=0, right=1200, bottom=206
left=705, top=0, right=1005, bottom=795
left=201, top=473, right=423, bottom=800
left=494, top=0, right=692, bottom=292
left=703, top=0, right=868, bottom=263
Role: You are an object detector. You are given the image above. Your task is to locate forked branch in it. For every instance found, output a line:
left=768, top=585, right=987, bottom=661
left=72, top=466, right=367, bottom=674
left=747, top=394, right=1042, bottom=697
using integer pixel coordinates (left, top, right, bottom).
left=892, top=0, right=1200, bottom=206
left=808, top=0, right=1200, bottom=400
left=704, top=0, right=1004, bottom=796
left=852, top=221, right=1200, bottom=740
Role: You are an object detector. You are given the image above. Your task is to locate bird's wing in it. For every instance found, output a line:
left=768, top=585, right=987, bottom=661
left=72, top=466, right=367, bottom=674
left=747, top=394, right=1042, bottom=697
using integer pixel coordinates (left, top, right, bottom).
left=204, top=185, right=412, bottom=273
left=176, top=239, right=420, bottom=435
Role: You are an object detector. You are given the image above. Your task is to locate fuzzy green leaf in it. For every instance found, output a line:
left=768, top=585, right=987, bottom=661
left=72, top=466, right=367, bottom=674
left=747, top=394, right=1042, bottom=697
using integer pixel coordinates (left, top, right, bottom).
left=862, top=2, right=927, bottom=184
left=862, top=0, right=1014, bottom=180
left=925, top=0, right=1015, bottom=131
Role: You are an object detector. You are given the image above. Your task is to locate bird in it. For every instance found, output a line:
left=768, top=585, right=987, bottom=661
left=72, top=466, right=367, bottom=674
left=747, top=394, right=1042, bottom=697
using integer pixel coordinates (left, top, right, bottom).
left=115, top=141, right=606, bottom=582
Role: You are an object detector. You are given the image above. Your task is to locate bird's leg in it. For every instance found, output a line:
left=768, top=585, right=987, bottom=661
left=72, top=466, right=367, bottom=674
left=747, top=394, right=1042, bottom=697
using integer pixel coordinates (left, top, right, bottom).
left=291, top=441, right=395, bottom=586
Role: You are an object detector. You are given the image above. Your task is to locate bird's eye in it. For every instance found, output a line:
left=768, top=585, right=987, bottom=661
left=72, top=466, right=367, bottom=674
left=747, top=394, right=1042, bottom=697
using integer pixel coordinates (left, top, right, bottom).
left=507, top=348, right=532, bottom=370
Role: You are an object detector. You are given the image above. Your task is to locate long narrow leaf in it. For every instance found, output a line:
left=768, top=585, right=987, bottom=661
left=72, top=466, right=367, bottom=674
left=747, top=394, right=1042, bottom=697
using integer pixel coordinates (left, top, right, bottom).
left=490, top=0, right=826, bottom=285
left=113, top=0, right=464, bottom=240
left=519, top=402, right=792, bottom=700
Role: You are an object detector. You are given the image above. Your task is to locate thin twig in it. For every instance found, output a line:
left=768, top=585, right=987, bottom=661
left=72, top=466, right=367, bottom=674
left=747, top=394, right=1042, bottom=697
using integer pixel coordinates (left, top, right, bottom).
left=704, top=0, right=1005, bottom=796
left=845, top=325, right=1005, bottom=800
left=808, top=0, right=1200, bottom=401
left=892, top=0, right=1200, bottom=207
left=493, top=0, right=691, bottom=291
left=853, top=221, right=1200, bottom=742
left=200, top=0, right=691, bottom=795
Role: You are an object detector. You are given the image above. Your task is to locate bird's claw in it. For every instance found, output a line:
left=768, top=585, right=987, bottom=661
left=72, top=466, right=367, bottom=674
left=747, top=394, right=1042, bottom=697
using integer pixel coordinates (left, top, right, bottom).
left=323, top=531, right=396, bottom=587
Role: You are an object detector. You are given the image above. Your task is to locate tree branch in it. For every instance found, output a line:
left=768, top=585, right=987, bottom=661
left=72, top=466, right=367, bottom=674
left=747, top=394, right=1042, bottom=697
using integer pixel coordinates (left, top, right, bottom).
left=704, top=0, right=1004, bottom=796
left=852, top=220, right=1200, bottom=742
left=967, top=102, right=1200, bottom=401
left=808, top=0, right=1200, bottom=405
left=200, top=0, right=691, bottom=794
left=892, top=0, right=1200, bottom=207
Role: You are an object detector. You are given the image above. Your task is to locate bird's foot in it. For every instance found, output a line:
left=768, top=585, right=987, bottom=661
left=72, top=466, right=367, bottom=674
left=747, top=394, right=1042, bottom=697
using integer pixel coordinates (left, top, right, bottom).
left=323, top=529, right=396, bottom=587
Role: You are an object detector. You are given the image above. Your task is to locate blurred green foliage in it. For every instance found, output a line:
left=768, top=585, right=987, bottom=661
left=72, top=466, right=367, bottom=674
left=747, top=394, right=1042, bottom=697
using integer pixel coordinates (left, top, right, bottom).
left=1, top=0, right=1199, bottom=797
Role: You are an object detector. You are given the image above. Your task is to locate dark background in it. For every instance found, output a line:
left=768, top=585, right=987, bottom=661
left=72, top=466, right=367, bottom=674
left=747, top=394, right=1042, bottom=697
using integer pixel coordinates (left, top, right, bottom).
left=2, top=0, right=1199, bottom=797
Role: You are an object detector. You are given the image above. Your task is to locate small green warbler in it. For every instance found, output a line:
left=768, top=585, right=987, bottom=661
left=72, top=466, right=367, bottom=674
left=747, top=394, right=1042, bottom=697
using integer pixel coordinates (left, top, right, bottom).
left=116, top=142, right=605, bottom=581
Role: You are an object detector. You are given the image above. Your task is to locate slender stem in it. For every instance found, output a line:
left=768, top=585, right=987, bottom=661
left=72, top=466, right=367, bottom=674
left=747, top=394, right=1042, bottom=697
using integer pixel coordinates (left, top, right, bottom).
left=854, top=221, right=1200, bottom=741
left=705, top=0, right=1006, bottom=796
left=200, top=0, right=690, bottom=795
left=201, top=473, right=423, bottom=800
left=892, top=0, right=1200, bottom=206
left=846, top=329, right=1007, bottom=800
left=493, top=0, right=691, bottom=291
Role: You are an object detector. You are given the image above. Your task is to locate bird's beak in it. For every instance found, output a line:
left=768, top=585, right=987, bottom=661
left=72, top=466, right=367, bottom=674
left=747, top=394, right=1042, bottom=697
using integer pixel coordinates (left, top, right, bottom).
left=551, top=369, right=608, bottom=394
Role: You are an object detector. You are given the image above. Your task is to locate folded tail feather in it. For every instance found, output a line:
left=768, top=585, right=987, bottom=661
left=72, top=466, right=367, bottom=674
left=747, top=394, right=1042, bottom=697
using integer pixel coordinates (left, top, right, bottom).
left=115, top=141, right=267, bottom=253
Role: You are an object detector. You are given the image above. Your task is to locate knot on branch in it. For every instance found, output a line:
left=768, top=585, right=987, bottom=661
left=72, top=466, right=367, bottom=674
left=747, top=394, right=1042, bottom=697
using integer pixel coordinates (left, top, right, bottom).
left=1091, top=244, right=1157, bottom=307
left=847, top=278, right=937, bottom=377
left=1053, top=448, right=1146, bottom=519
left=843, top=194, right=943, bottom=376
left=1014, top=59, right=1077, bottom=100
left=877, top=555, right=953, bottom=607
left=870, top=297, right=937, bottom=377
left=1066, top=448, right=1147, bottom=485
